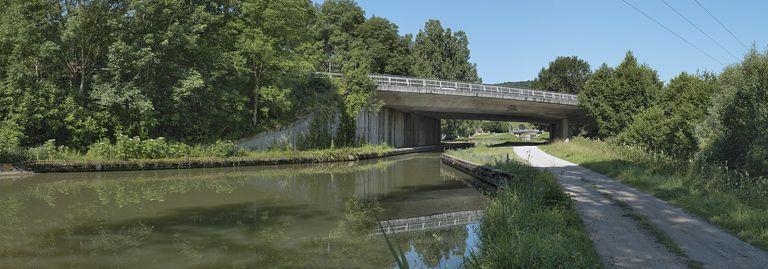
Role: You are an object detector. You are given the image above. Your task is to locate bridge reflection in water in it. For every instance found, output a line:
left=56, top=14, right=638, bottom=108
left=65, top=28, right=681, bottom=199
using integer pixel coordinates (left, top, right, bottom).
left=0, top=152, right=487, bottom=269
left=373, top=210, right=484, bottom=236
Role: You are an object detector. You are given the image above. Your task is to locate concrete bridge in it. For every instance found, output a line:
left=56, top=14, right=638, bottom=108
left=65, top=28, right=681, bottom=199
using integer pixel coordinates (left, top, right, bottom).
left=325, top=73, right=582, bottom=148
left=238, top=73, right=582, bottom=150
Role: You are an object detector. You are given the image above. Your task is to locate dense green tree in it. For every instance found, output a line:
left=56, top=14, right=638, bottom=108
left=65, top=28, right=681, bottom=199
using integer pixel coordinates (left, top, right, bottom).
left=316, top=0, right=366, bottom=72
left=532, top=56, right=591, bottom=94
left=0, top=0, right=485, bottom=151
left=698, top=48, right=768, bottom=176
left=579, top=51, right=662, bottom=138
left=618, top=72, right=718, bottom=158
left=233, top=0, right=318, bottom=127
left=412, top=19, right=479, bottom=82
left=350, top=16, right=411, bottom=75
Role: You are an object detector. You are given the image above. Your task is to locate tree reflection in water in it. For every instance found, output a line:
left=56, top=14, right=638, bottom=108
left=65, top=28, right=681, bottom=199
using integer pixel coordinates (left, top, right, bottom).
left=0, top=153, right=484, bottom=268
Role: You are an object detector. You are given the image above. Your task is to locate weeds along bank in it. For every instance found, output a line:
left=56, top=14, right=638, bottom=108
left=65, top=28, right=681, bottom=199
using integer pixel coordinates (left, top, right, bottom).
left=541, top=138, right=768, bottom=250
left=1, top=135, right=401, bottom=172
left=445, top=146, right=600, bottom=268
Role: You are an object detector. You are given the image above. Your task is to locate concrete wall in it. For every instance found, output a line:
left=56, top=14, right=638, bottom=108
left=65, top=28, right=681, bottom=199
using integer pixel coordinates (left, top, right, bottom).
left=356, top=107, right=441, bottom=148
left=237, top=107, right=441, bottom=150
left=236, top=113, right=338, bottom=150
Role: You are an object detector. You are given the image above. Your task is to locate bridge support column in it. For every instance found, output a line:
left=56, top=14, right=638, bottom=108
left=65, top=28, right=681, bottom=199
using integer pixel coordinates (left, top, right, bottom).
left=550, top=118, right=570, bottom=141
left=559, top=118, right=569, bottom=139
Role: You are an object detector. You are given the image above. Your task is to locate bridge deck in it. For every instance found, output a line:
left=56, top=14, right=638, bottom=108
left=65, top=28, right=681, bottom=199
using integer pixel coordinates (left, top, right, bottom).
left=322, top=72, right=578, bottom=106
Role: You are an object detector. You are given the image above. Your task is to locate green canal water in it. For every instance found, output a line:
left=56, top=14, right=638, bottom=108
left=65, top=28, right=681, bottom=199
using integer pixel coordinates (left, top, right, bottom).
left=0, top=153, right=488, bottom=268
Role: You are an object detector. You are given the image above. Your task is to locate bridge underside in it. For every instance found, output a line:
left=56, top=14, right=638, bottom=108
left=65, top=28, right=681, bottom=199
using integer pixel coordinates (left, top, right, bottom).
left=354, top=91, right=583, bottom=147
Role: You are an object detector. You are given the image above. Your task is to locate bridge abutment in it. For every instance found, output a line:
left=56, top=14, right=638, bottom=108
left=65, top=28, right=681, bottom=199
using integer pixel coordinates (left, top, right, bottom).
left=550, top=118, right=571, bottom=141
left=356, top=107, right=441, bottom=148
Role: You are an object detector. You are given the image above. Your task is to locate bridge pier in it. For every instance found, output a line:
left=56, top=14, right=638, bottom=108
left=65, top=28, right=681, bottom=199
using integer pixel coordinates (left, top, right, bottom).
left=356, top=107, right=441, bottom=148
left=550, top=118, right=570, bottom=140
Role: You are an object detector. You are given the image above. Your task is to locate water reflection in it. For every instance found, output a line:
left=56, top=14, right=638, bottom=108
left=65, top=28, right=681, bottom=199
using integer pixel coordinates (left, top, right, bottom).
left=0, top=153, right=486, bottom=268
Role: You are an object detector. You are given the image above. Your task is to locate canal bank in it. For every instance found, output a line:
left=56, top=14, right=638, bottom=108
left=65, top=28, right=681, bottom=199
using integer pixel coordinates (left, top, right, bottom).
left=11, top=143, right=473, bottom=174
left=440, top=146, right=601, bottom=268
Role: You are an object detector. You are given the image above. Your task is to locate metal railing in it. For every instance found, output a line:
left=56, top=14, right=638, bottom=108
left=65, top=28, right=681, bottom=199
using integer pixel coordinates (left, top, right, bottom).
left=320, top=72, right=579, bottom=105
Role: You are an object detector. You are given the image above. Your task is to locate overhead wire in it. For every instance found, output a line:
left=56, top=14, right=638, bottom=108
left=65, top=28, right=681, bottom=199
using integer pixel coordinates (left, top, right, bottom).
left=619, top=0, right=725, bottom=67
left=659, top=0, right=739, bottom=61
left=691, top=0, right=750, bottom=50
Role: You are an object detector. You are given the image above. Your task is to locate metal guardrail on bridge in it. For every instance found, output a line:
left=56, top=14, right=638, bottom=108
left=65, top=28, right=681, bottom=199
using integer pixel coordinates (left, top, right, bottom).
left=319, top=72, right=579, bottom=105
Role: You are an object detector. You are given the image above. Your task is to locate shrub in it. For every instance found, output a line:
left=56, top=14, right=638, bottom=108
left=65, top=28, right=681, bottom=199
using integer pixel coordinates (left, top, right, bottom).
left=0, top=119, right=27, bottom=163
left=618, top=72, right=717, bottom=158
left=206, top=141, right=242, bottom=158
left=698, top=49, right=768, bottom=177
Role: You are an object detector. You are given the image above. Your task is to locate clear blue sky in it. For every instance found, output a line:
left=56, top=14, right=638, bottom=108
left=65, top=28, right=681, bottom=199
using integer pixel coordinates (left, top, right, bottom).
left=321, top=0, right=767, bottom=83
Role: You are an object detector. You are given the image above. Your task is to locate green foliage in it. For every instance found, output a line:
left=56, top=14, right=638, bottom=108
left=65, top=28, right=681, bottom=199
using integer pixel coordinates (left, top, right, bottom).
left=26, top=136, right=243, bottom=161
left=618, top=72, right=718, bottom=158
left=0, top=119, right=23, bottom=151
left=698, top=49, right=768, bottom=177
left=447, top=147, right=600, bottom=268
left=0, top=120, right=28, bottom=162
left=532, top=56, right=591, bottom=94
left=1, top=1, right=483, bottom=152
left=342, top=197, right=383, bottom=236
left=441, top=119, right=477, bottom=138
left=411, top=20, right=480, bottom=82
left=579, top=51, right=662, bottom=137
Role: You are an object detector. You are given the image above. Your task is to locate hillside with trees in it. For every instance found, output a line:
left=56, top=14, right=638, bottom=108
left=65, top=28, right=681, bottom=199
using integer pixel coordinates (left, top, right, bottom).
left=0, top=0, right=480, bottom=153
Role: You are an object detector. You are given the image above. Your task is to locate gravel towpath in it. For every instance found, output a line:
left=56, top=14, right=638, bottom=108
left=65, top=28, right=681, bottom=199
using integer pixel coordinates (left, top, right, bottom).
left=513, top=146, right=768, bottom=269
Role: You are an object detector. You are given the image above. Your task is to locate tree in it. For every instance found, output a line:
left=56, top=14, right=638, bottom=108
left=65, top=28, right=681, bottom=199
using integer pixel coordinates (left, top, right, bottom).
left=579, top=51, right=662, bottom=138
left=698, top=48, right=768, bottom=176
left=316, top=0, right=366, bottom=72
left=532, top=56, right=591, bottom=94
left=619, top=72, right=718, bottom=158
left=412, top=19, right=479, bottom=82
left=234, top=0, right=317, bottom=127
left=351, top=16, right=411, bottom=75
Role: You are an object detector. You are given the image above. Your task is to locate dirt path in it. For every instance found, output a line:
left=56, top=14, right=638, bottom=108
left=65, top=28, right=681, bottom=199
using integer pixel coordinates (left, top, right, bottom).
left=513, top=146, right=768, bottom=269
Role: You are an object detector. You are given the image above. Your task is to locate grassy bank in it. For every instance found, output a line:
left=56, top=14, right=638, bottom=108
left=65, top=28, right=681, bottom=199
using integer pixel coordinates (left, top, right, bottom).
left=5, top=137, right=401, bottom=172
left=541, top=138, right=768, bottom=250
left=446, top=146, right=600, bottom=268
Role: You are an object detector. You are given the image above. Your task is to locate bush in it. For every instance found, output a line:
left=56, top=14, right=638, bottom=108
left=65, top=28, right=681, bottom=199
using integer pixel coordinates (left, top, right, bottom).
left=579, top=51, right=662, bottom=138
left=0, top=119, right=27, bottom=163
left=698, top=49, right=768, bottom=177
left=26, top=140, right=83, bottom=161
left=82, top=136, right=242, bottom=160
left=206, top=141, right=242, bottom=158
left=618, top=72, right=717, bottom=158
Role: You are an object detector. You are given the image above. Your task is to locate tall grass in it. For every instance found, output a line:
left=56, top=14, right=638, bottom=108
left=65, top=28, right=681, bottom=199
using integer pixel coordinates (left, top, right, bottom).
left=448, top=146, right=600, bottom=268
left=541, top=138, right=768, bottom=249
left=4, top=135, right=391, bottom=165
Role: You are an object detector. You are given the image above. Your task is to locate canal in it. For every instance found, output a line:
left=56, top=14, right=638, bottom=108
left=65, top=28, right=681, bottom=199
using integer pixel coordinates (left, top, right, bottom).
left=0, top=152, right=488, bottom=268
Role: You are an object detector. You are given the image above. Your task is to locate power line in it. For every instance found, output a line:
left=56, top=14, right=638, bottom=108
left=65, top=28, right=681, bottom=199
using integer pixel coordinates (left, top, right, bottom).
left=619, top=0, right=725, bottom=66
left=659, top=0, right=739, bottom=61
left=692, top=0, right=750, bottom=50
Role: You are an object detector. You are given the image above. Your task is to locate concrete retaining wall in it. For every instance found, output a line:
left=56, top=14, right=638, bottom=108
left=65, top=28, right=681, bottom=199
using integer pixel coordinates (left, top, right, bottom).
left=238, top=107, right=441, bottom=150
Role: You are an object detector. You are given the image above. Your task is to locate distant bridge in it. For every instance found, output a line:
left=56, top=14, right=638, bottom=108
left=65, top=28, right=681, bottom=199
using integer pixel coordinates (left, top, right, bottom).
left=319, top=73, right=582, bottom=147
left=371, top=210, right=484, bottom=235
